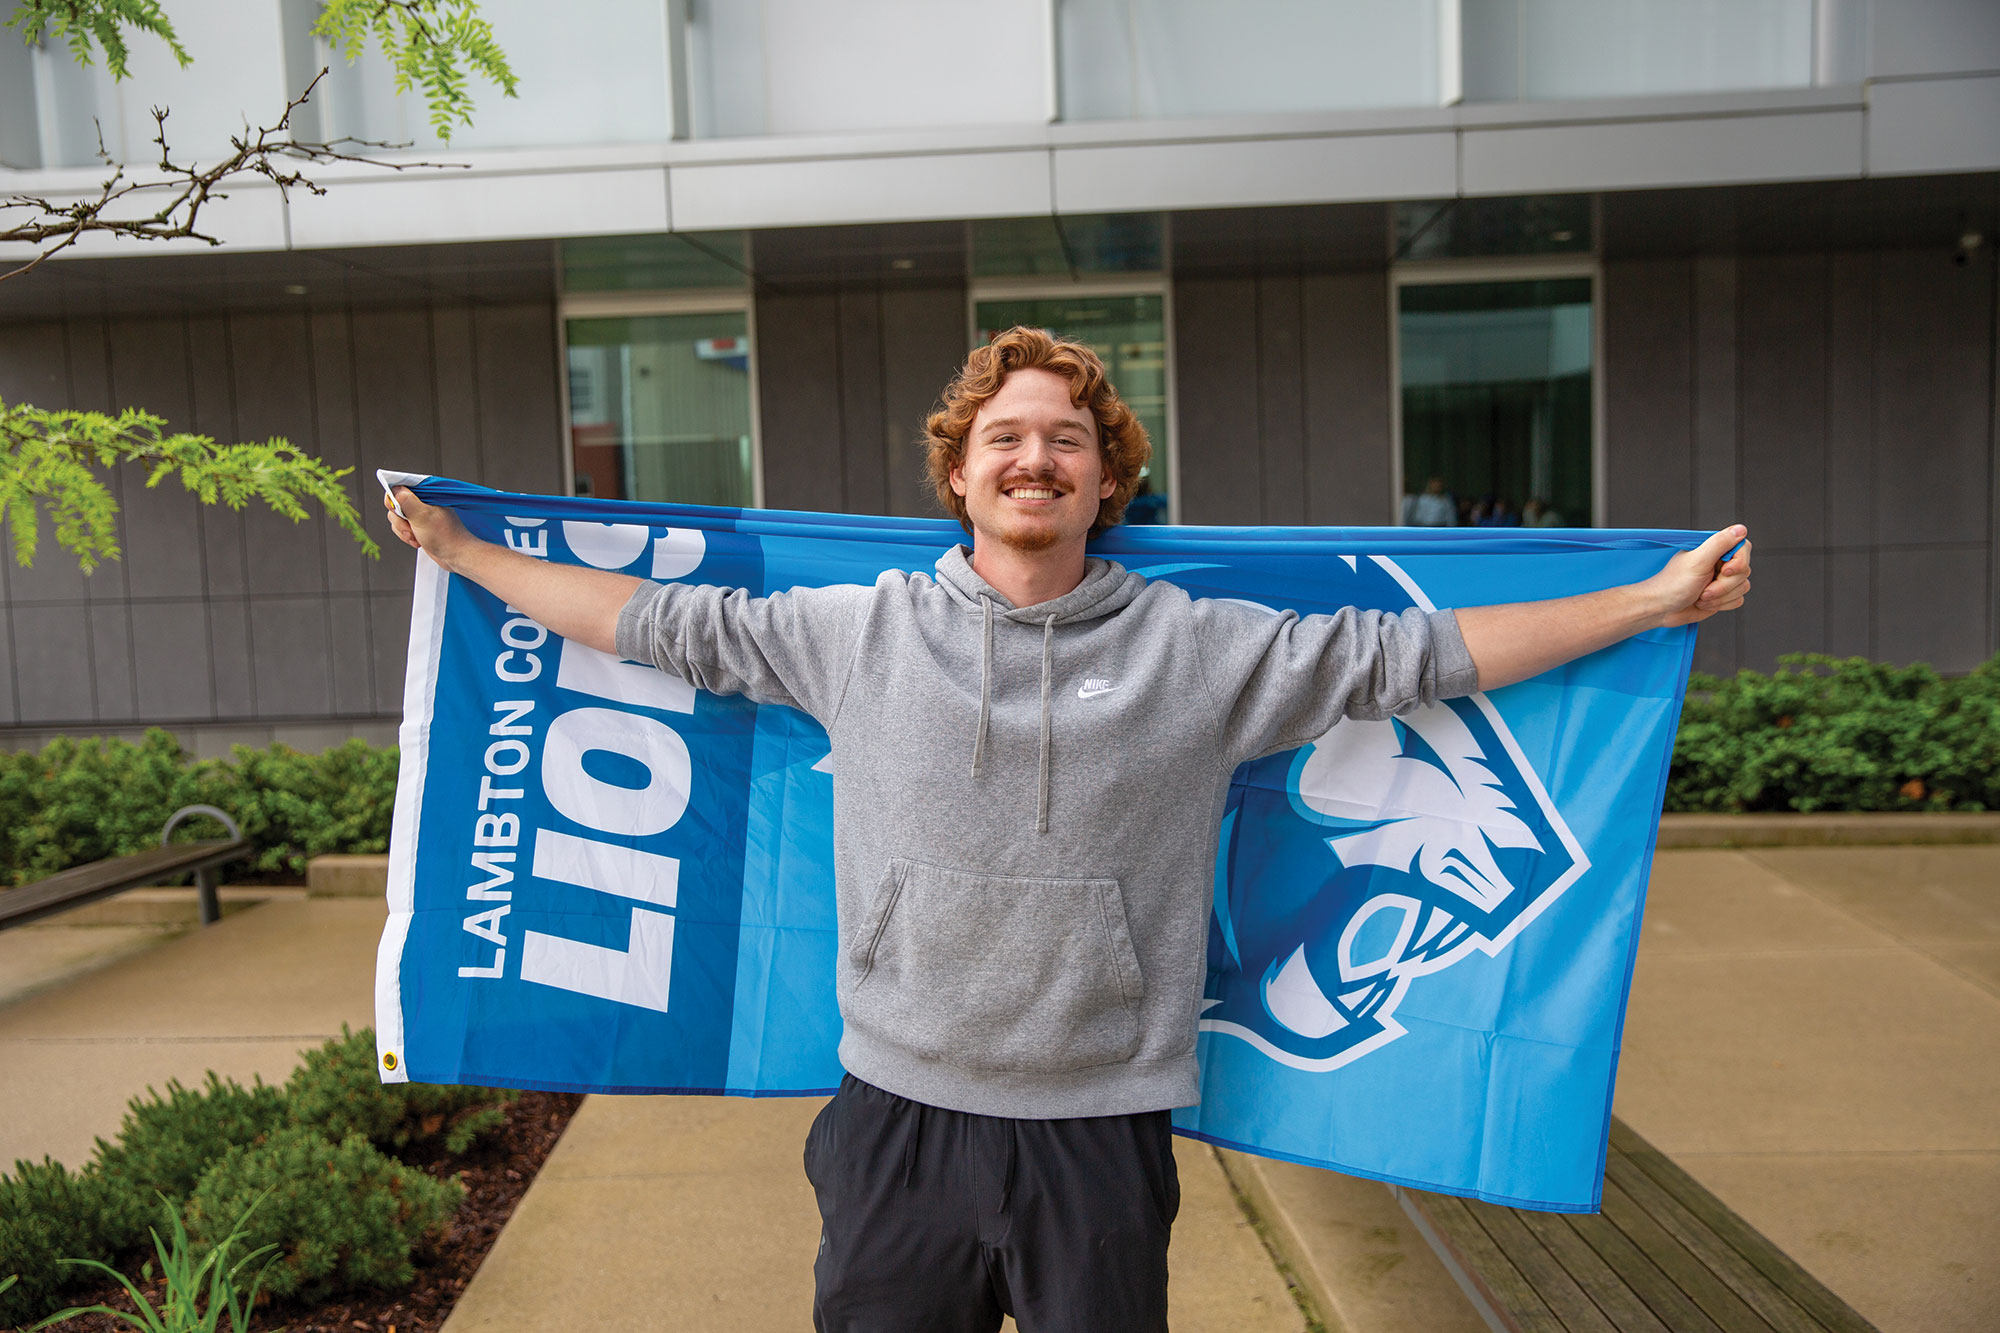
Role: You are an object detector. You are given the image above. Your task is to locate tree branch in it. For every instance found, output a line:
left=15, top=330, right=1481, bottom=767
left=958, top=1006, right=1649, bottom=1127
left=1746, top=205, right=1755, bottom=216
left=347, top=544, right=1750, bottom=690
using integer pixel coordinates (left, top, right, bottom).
left=0, top=68, right=465, bottom=283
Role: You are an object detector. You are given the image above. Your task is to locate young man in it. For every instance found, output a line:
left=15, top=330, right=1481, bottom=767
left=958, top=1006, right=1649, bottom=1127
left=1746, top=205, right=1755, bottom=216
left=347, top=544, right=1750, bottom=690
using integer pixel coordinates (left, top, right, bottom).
left=386, top=327, right=1751, bottom=1333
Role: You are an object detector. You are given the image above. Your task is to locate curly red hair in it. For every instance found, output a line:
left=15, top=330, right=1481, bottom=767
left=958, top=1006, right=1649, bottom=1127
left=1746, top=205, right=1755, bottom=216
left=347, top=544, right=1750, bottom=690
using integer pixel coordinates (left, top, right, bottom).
left=923, top=326, right=1152, bottom=537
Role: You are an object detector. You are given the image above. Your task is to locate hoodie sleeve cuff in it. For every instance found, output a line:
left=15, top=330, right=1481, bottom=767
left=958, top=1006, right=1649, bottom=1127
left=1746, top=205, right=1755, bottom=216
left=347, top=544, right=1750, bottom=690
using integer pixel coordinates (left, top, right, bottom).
left=614, top=581, right=667, bottom=665
left=1428, top=608, right=1481, bottom=699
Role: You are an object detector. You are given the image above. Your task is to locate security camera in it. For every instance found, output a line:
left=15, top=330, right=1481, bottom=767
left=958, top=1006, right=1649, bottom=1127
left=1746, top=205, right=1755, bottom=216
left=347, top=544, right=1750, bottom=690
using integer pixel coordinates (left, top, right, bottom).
left=1954, top=230, right=1984, bottom=267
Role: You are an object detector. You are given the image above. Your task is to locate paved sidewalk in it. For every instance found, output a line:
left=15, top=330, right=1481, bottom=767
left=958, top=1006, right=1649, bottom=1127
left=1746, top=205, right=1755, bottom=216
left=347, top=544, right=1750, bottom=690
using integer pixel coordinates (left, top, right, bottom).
left=0, top=896, right=381, bottom=1169
left=7, top=846, right=1994, bottom=1330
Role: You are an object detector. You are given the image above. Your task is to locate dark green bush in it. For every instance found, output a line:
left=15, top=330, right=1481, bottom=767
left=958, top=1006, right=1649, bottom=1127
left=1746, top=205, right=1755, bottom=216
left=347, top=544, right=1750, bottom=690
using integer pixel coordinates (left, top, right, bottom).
left=90, top=1072, right=289, bottom=1248
left=286, top=1026, right=515, bottom=1156
left=185, top=1127, right=463, bottom=1303
left=0, top=1157, right=125, bottom=1327
left=0, top=730, right=397, bottom=886
left=1668, top=653, right=2000, bottom=812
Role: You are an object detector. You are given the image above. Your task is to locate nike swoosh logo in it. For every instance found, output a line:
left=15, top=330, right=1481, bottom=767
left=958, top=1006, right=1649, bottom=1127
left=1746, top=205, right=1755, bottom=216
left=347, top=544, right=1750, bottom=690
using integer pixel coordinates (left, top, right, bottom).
left=1077, top=686, right=1119, bottom=699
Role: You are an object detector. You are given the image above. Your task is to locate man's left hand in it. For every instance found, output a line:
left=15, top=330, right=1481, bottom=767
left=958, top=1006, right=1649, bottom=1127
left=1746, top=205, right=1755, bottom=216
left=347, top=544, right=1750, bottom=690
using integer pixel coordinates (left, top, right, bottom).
left=1651, top=525, right=1753, bottom=628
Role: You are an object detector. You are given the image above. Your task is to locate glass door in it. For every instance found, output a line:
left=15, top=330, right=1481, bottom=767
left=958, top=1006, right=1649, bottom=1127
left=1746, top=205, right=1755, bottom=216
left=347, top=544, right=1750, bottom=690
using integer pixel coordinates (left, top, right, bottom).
left=1396, top=276, right=1593, bottom=529
left=564, top=311, right=756, bottom=508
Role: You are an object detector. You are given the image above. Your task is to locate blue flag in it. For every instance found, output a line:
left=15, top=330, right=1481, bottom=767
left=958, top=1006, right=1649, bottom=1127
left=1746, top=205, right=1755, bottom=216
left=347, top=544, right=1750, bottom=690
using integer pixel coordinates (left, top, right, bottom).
left=374, top=472, right=1702, bottom=1212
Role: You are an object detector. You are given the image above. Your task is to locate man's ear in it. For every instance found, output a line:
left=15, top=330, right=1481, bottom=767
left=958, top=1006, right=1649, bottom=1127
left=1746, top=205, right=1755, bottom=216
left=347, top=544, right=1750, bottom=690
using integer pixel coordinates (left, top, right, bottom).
left=950, top=464, right=967, bottom=498
left=1098, top=467, right=1117, bottom=501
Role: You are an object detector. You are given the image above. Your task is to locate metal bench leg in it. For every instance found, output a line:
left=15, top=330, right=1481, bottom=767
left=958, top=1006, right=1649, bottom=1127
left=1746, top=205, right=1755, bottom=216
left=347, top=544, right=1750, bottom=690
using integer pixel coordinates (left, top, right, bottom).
left=196, top=868, right=220, bottom=926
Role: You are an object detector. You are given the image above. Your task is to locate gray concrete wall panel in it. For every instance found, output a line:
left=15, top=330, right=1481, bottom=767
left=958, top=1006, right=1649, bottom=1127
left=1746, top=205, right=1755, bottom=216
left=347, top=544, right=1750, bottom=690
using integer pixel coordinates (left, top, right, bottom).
left=13, top=605, right=95, bottom=723
left=1055, top=133, right=1457, bottom=215
left=1824, top=551, right=1875, bottom=660
left=234, top=312, right=330, bottom=598
left=309, top=310, right=371, bottom=596
left=474, top=304, right=565, bottom=497
left=1869, top=76, right=2000, bottom=178
left=1602, top=259, right=1695, bottom=529
left=1463, top=111, right=1864, bottom=197
left=87, top=603, right=137, bottom=722
left=368, top=592, right=413, bottom=716
left=5, top=321, right=91, bottom=607
left=879, top=285, right=965, bottom=520
left=1255, top=276, right=1307, bottom=527
left=108, top=318, right=208, bottom=602
left=1734, top=549, right=1825, bottom=677
left=1873, top=250, right=1993, bottom=547
left=1824, top=252, right=1877, bottom=546
left=67, top=318, right=132, bottom=606
left=837, top=290, right=888, bottom=517
left=352, top=308, right=437, bottom=596
left=754, top=291, right=844, bottom=513
left=327, top=594, right=375, bottom=716
left=1737, top=254, right=1828, bottom=552
left=207, top=598, right=255, bottom=718
left=1173, top=277, right=1262, bottom=525
left=129, top=601, right=215, bottom=721
left=188, top=316, right=248, bottom=601
left=1692, top=257, right=1742, bottom=533
left=1874, top=545, right=1991, bottom=673
left=249, top=598, right=334, bottom=717
left=430, top=306, right=484, bottom=483
left=1300, top=272, right=1393, bottom=527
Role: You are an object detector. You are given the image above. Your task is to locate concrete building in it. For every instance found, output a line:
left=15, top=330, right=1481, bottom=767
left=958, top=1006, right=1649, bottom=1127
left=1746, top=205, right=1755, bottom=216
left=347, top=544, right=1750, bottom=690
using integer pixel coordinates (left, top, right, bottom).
left=0, top=0, right=1994, bottom=751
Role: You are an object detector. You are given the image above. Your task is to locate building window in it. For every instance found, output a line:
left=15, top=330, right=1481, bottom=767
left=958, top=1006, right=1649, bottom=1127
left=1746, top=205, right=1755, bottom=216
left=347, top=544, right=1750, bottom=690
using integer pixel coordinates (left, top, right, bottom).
left=970, top=288, right=1174, bottom=525
left=560, top=234, right=758, bottom=509
left=1395, top=275, right=1595, bottom=529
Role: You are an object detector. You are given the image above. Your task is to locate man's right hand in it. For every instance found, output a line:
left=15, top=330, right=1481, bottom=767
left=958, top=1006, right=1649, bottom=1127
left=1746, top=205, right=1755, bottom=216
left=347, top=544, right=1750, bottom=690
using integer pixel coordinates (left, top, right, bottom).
left=384, top=486, right=475, bottom=573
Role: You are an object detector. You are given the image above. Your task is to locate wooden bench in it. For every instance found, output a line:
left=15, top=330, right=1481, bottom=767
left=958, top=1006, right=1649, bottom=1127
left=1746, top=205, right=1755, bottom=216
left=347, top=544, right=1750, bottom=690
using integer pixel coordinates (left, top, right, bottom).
left=1394, top=1118, right=1880, bottom=1333
left=0, top=805, right=250, bottom=931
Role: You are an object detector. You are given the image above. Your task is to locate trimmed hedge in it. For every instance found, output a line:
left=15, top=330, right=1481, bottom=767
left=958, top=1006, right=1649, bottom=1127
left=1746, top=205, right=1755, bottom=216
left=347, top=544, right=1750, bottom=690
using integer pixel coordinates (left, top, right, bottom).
left=0, top=729, right=397, bottom=885
left=1667, top=653, right=2000, bottom=813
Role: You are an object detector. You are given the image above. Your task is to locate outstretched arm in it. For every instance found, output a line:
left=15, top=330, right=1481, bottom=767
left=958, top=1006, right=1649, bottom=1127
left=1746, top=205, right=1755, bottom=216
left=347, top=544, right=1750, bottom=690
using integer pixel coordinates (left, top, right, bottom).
left=1455, top=525, right=1752, bottom=692
left=383, top=486, right=636, bottom=655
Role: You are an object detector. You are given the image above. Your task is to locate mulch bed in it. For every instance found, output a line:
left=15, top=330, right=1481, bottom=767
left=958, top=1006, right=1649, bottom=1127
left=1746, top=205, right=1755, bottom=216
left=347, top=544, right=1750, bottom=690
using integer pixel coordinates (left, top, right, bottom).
left=39, top=1091, right=584, bottom=1333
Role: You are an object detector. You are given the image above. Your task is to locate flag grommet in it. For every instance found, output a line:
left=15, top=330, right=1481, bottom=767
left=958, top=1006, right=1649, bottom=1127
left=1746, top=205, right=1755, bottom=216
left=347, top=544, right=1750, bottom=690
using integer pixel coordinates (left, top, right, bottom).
left=382, top=1051, right=399, bottom=1071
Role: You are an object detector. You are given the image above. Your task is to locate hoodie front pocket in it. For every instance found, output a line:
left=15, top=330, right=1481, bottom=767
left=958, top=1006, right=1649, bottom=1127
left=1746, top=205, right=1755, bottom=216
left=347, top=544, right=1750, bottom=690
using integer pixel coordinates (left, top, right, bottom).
left=849, top=858, right=1146, bottom=1076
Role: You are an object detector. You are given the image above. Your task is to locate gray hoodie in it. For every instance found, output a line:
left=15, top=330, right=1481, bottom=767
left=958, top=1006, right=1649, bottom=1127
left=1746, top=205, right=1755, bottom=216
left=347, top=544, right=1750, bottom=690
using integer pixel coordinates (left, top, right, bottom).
left=615, top=545, right=1478, bottom=1119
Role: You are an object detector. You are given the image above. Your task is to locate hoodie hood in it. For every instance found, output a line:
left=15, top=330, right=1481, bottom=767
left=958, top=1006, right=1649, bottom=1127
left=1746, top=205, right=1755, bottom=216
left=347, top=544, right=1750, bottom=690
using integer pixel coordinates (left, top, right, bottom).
left=932, top=544, right=1146, bottom=626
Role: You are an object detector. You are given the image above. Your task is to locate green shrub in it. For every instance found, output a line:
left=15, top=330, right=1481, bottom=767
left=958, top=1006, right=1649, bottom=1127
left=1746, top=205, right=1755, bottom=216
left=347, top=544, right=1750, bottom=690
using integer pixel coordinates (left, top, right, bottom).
left=1668, top=653, right=2000, bottom=812
left=90, top=1072, right=289, bottom=1248
left=0, top=1157, right=125, bottom=1326
left=185, top=1128, right=462, bottom=1303
left=286, top=1026, right=515, bottom=1156
left=0, top=730, right=397, bottom=886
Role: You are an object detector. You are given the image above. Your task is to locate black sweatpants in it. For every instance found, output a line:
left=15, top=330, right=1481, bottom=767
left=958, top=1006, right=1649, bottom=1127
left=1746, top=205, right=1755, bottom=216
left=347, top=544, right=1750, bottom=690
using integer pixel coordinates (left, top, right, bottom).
left=804, top=1075, right=1181, bottom=1333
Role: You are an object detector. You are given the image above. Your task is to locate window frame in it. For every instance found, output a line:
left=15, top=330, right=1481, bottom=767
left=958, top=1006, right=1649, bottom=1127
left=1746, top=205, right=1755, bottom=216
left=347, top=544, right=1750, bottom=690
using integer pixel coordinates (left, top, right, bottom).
left=965, top=273, right=1181, bottom=525
left=556, top=285, right=765, bottom=508
left=1387, top=255, right=1606, bottom=528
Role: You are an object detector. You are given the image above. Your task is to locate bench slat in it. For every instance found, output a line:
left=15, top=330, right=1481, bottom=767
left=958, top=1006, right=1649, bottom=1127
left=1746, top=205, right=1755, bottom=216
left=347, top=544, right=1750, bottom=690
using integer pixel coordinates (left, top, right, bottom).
left=1602, top=1152, right=1827, bottom=1333
left=1593, top=1174, right=1762, bottom=1333
left=1609, top=1124, right=1878, bottom=1333
left=0, top=839, right=250, bottom=928
left=1423, top=1193, right=1571, bottom=1333
left=1513, top=1208, right=1676, bottom=1333
left=1471, top=1201, right=1623, bottom=1333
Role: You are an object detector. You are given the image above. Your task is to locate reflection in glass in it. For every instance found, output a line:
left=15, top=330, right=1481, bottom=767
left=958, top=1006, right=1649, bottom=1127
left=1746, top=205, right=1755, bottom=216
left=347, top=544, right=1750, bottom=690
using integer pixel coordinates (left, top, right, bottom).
left=562, top=234, right=750, bottom=293
left=1398, top=279, right=1592, bottom=528
left=566, top=313, right=755, bottom=508
left=971, top=215, right=1164, bottom=280
left=973, top=295, right=1170, bottom=523
left=1393, top=197, right=1592, bottom=262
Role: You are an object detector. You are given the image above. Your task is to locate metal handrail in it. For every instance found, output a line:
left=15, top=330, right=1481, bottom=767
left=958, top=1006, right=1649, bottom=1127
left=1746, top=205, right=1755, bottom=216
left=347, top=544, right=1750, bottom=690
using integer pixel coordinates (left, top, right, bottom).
left=160, top=804, right=246, bottom=925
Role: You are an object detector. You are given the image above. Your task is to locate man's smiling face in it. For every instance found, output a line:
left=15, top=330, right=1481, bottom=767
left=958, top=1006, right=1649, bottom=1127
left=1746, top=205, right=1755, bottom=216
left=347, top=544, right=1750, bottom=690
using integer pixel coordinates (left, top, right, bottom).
left=951, top=367, right=1116, bottom=557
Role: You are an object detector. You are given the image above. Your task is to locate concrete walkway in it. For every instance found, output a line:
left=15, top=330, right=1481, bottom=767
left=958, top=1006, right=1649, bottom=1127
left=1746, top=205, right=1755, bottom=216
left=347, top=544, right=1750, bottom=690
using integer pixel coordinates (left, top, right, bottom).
left=5, top=847, right=1996, bottom=1330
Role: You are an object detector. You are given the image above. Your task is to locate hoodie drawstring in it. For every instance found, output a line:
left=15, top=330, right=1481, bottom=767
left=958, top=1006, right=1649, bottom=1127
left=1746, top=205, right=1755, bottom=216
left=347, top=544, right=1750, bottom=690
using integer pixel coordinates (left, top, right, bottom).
left=1037, top=615, right=1055, bottom=835
left=967, top=599, right=1057, bottom=836
left=970, top=596, right=994, bottom=778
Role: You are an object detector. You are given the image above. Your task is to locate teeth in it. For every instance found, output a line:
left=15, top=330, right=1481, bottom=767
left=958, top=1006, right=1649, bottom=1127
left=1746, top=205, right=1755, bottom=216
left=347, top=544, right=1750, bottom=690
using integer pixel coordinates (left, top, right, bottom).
left=1009, top=488, right=1058, bottom=500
